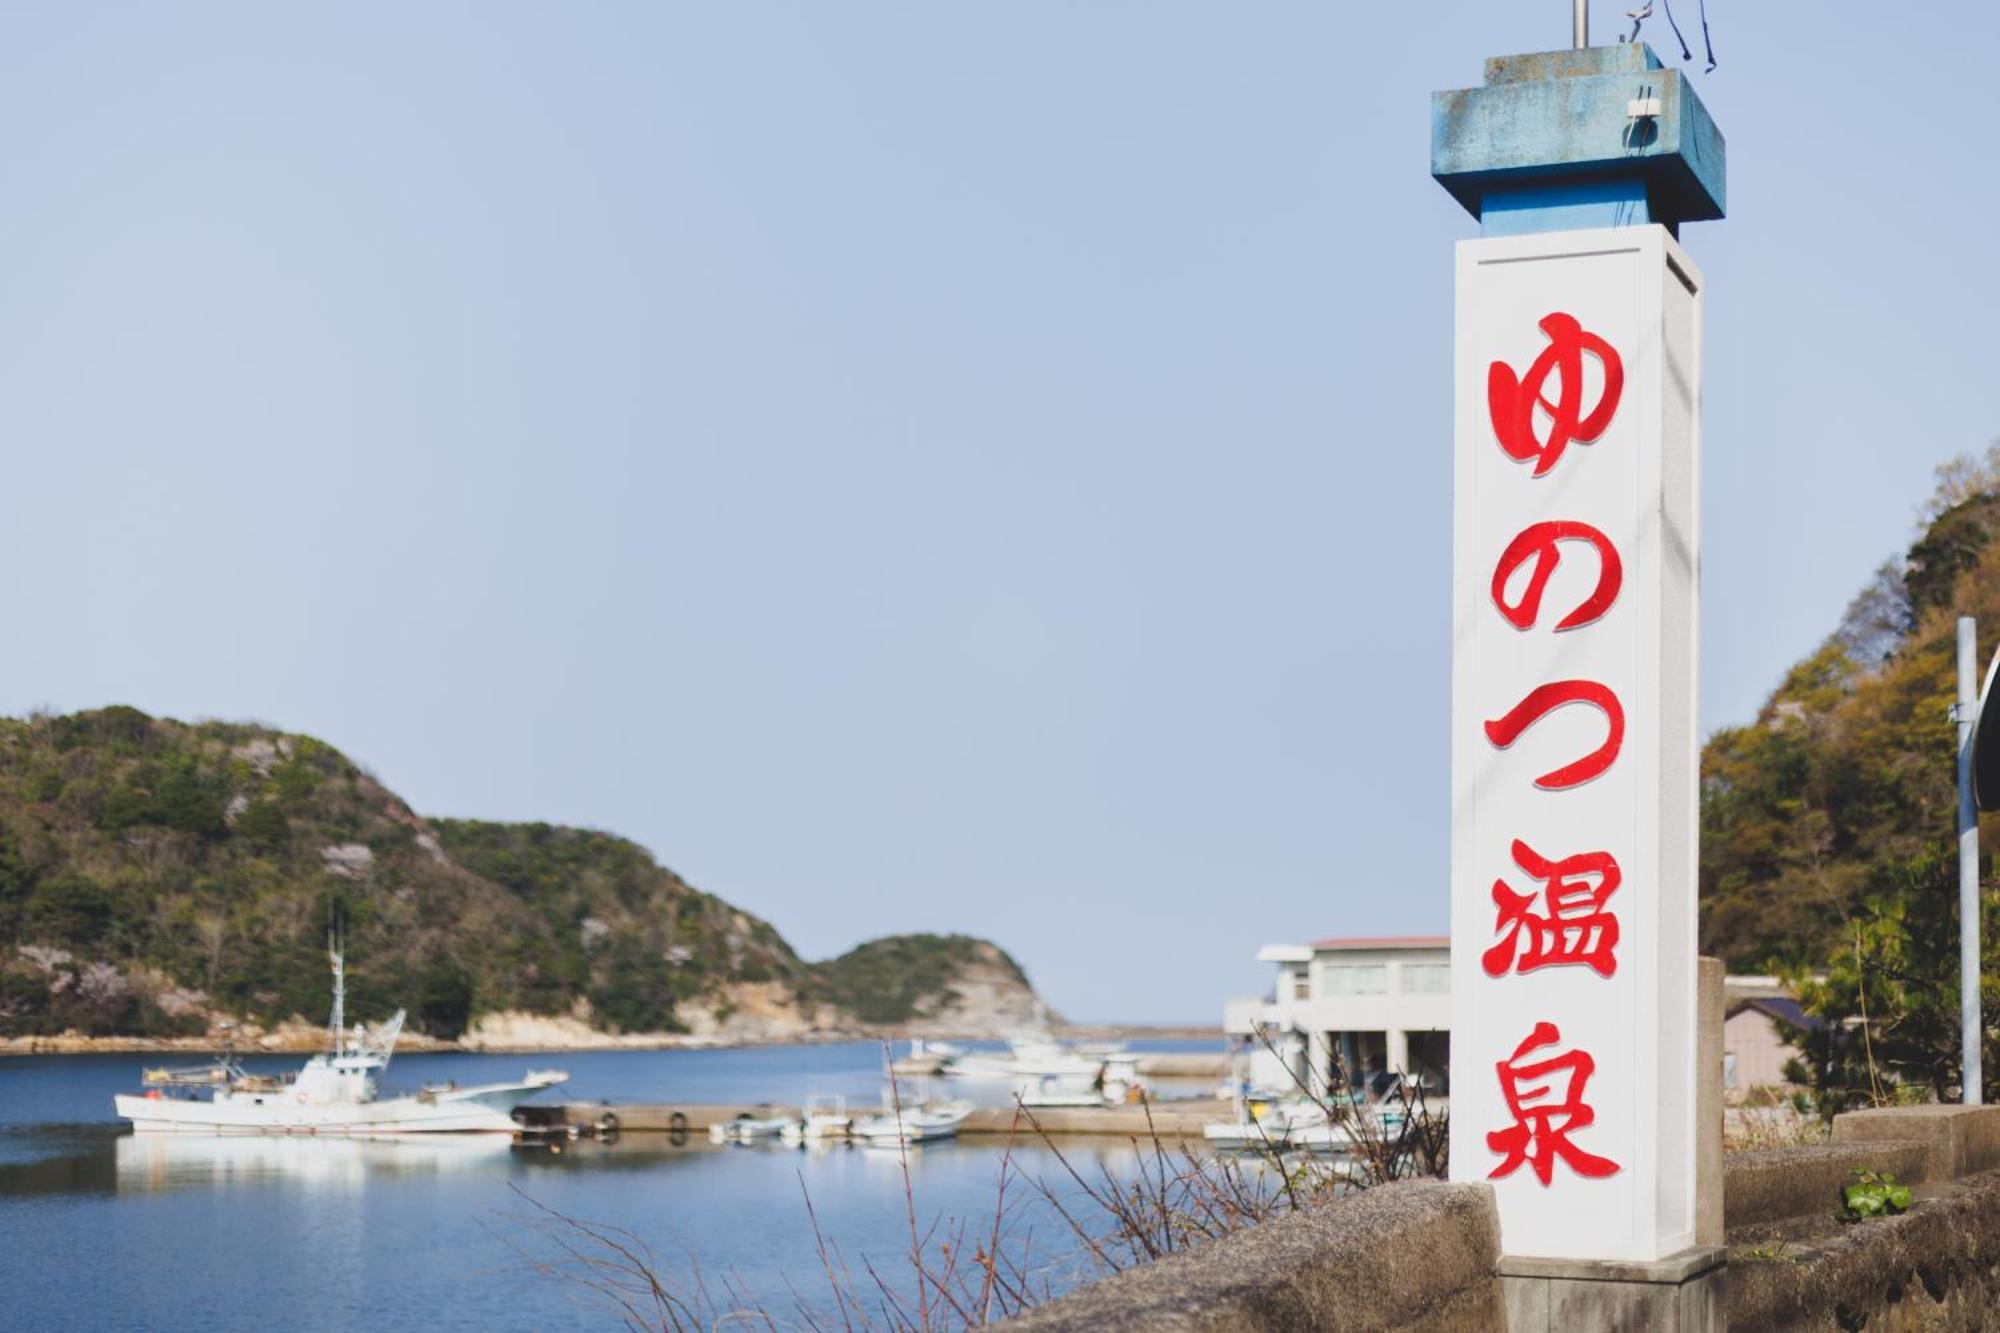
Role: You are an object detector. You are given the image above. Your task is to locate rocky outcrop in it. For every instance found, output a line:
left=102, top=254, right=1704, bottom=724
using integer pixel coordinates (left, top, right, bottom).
left=891, top=947, right=1045, bottom=1038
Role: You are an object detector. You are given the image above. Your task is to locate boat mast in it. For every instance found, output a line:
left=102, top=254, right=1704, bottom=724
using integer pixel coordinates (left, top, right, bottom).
left=327, top=937, right=346, bottom=1056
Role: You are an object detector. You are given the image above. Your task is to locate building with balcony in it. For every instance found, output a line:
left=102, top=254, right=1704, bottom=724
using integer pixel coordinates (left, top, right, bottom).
left=1226, top=940, right=1815, bottom=1106
left=1224, top=936, right=1450, bottom=1096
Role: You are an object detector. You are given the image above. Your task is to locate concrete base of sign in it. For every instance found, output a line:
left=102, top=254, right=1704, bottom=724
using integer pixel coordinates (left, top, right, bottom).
left=1497, top=1245, right=1724, bottom=1332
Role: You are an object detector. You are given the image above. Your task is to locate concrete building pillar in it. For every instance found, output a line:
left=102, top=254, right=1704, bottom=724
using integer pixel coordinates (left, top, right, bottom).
left=1307, top=1029, right=1334, bottom=1100
left=1387, top=1028, right=1410, bottom=1076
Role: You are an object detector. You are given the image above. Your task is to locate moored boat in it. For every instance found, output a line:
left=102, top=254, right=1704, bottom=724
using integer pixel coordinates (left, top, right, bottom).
left=1020, top=1053, right=1144, bottom=1108
left=114, top=947, right=568, bottom=1136
left=779, top=1094, right=853, bottom=1142
left=710, top=1106, right=797, bottom=1143
left=852, top=1098, right=972, bottom=1145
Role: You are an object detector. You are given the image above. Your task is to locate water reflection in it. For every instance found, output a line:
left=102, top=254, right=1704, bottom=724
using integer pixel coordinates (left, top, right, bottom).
left=2, top=1048, right=1217, bottom=1330
left=114, top=1132, right=519, bottom=1194
left=0, top=1125, right=119, bottom=1197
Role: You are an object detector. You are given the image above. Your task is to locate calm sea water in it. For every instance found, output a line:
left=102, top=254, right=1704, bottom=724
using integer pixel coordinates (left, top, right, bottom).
left=0, top=1041, right=1216, bottom=1331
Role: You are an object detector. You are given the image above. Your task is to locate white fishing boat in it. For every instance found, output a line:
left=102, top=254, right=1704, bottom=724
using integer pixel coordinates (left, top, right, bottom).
left=937, top=1005, right=1110, bottom=1080
left=1020, top=1054, right=1144, bottom=1108
left=114, top=948, right=568, bottom=1136
left=779, top=1094, right=853, bottom=1142
left=709, top=1107, right=797, bottom=1143
left=889, top=1039, right=961, bottom=1078
left=852, top=1098, right=972, bottom=1145
left=943, top=1035, right=1109, bottom=1081
left=1202, top=1109, right=1289, bottom=1151
left=1202, top=1095, right=1348, bottom=1153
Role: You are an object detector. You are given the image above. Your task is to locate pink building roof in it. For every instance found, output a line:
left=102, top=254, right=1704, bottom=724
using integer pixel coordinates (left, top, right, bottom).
left=1308, top=935, right=1450, bottom=952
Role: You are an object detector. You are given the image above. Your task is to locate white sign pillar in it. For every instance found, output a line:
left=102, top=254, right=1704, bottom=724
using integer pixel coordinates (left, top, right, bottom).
left=1433, top=42, right=1724, bottom=1268
left=1449, top=226, right=1702, bottom=1260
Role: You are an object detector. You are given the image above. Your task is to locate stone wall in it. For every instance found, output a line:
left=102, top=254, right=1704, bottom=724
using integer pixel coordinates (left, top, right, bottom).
left=1725, top=1104, right=2000, bottom=1332
left=997, top=1180, right=1502, bottom=1332
left=999, top=1105, right=2000, bottom=1330
left=1729, top=1164, right=2000, bottom=1331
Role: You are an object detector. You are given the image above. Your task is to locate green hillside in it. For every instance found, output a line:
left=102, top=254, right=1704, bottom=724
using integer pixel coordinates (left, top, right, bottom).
left=810, top=933, right=1030, bottom=1025
left=1700, top=451, right=2000, bottom=970
left=0, top=708, right=1024, bottom=1039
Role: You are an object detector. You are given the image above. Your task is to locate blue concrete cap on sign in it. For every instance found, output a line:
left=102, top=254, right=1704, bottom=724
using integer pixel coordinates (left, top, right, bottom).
left=1431, top=42, right=1726, bottom=228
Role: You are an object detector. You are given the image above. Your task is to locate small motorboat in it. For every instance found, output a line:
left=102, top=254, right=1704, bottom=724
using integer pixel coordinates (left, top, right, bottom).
left=709, top=1106, right=798, bottom=1144
left=889, top=1040, right=961, bottom=1078
left=1202, top=1097, right=1351, bottom=1154
left=852, top=1099, right=972, bottom=1146
left=779, top=1095, right=852, bottom=1142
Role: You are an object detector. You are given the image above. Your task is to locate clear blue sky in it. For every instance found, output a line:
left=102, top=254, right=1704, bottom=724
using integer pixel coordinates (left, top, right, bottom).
left=5, top=4, right=1996, bottom=1022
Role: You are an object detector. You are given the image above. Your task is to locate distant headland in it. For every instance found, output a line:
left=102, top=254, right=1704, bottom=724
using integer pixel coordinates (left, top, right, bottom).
left=0, top=707, right=1064, bottom=1052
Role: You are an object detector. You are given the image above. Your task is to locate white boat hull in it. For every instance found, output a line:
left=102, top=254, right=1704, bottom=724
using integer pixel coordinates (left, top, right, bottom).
left=855, top=1123, right=960, bottom=1145
left=711, top=1116, right=796, bottom=1143
left=853, top=1108, right=970, bottom=1145
left=115, top=1079, right=552, bottom=1136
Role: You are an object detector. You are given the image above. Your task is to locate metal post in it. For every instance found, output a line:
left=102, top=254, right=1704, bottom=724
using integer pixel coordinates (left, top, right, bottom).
left=1959, top=616, right=1982, bottom=1104
left=1573, top=0, right=1589, bottom=49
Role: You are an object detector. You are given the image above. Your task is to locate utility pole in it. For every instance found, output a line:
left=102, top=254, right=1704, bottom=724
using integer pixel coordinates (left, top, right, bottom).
left=1958, top=617, right=1982, bottom=1104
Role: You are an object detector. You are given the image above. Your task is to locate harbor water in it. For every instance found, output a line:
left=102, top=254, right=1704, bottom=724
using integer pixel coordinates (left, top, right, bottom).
left=0, top=1040, right=1215, bottom=1330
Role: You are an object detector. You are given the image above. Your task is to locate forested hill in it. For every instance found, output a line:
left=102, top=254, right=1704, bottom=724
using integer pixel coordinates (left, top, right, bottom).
left=1700, top=450, right=2000, bottom=969
left=0, top=708, right=1038, bottom=1041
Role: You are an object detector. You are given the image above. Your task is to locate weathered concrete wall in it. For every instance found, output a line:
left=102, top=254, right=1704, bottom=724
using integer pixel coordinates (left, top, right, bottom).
left=996, top=1181, right=1503, bottom=1333
left=995, top=1104, right=2000, bottom=1330
left=1724, top=1106, right=2000, bottom=1331
left=1834, top=1104, right=2000, bottom=1182
left=1724, top=1141, right=1933, bottom=1231
left=1729, top=1166, right=2000, bottom=1332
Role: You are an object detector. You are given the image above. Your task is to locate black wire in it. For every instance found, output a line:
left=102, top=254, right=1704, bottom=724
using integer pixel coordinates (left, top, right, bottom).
left=1657, top=0, right=1694, bottom=63
left=1698, top=0, right=1716, bottom=71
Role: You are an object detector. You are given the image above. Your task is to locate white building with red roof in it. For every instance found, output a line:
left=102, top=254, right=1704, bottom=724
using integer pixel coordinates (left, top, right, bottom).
left=1224, top=936, right=1450, bottom=1096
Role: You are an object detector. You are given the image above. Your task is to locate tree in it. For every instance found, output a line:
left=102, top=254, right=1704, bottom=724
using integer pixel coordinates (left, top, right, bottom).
left=414, top=961, right=475, bottom=1039
left=23, top=873, right=117, bottom=949
left=233, top=799, right=288, bottom=851
left=1785, top=848, right=2000, bottom=1113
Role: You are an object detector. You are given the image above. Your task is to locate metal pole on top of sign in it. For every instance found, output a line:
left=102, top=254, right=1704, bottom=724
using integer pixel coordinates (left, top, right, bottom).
left=1573, top=0, right=1589, bottom=49
left=1959, top=616, right=1983, bottom=1105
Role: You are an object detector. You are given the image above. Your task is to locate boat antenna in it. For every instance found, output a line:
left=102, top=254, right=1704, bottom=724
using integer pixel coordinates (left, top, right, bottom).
left=327, top=929, right=346, bottom=1056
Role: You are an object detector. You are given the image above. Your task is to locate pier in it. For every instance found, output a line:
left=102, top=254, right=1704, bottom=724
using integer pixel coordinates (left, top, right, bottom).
left=556, top=1099, right=1230, bottom=1138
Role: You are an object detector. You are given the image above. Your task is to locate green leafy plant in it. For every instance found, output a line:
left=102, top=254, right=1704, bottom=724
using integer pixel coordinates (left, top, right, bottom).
left=1838, top=1168, right=1912, bottom=1223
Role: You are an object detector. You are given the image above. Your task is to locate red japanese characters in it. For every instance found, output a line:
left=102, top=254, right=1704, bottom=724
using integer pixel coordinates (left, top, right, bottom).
left=1486, top=312, right=1624, bottom=478
left=1490, top=520, right=1622, bottom=632
left=1482, top=680, right=1624, bottom=790
left=1481, top=311, right=1627, bottom=1186
left=1486, top=1021, right=1622, bottom=1184
left=1481, top=839, right=1621, bottom=978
